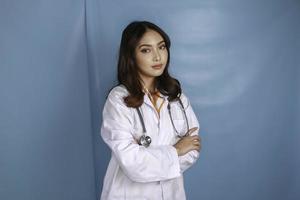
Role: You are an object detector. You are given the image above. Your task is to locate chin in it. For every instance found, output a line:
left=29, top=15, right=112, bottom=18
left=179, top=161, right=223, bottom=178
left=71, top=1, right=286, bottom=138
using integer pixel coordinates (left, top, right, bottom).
left=153, top=71, right=164, bottom=77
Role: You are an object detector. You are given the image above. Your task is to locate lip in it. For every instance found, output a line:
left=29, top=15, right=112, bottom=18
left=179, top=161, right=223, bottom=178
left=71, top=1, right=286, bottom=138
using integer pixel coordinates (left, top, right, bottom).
left=152, top=64, right=163, bottom=69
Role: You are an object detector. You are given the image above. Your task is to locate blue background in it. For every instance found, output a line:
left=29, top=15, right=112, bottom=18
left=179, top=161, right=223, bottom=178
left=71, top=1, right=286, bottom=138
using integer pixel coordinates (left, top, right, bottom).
left=1, top=0, right=299, bottom=199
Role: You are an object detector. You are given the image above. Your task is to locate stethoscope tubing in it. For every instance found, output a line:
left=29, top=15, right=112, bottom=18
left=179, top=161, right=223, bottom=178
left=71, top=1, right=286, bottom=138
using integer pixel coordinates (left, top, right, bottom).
left=136, top=98, right=189, bottom=147
left=168, top=98, right=190, bottom=138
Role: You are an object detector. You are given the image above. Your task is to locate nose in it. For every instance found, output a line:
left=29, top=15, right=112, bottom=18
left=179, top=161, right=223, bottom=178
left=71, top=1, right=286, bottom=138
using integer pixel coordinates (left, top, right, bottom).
left=153, top=49, right=161, bottom=62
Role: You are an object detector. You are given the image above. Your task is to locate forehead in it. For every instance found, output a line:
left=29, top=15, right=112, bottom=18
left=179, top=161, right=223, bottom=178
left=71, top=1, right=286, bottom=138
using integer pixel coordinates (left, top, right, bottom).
left=137, top=30, right=164, bottom=45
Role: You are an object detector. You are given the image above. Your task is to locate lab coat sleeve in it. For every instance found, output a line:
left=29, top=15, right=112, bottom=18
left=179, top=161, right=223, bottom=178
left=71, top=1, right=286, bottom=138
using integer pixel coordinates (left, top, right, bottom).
left=101, top=87, right=181, bottom=183
left=178, top=93, right=200, bottom=173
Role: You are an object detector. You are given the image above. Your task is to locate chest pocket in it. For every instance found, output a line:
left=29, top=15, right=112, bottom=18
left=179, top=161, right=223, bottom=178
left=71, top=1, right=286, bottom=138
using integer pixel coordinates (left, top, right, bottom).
left=168, top=102, right=188, bottom=137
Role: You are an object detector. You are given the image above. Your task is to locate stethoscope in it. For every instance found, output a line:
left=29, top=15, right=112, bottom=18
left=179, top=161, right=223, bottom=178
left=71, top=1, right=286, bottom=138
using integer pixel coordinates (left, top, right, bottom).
left=136, top=98, right=189, bottom=147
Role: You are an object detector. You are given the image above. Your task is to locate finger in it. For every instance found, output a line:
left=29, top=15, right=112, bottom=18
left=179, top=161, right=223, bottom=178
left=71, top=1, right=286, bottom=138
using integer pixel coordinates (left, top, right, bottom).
left=194, top=142, right=200, bottom=146
left=196, top=143, right=202, bottom=150
left=186, top=136, right=199, bottom=143
left=192, top=145, right=201, bottom=152
left=187, top=127, right=198, bottom=136
left=193, top=142, right=201, bottom=148
left=191, top=135, right=200, bottom=140
left=194, top=136, right=201, bottom=142
left=192, top=138, right=200, bottom=144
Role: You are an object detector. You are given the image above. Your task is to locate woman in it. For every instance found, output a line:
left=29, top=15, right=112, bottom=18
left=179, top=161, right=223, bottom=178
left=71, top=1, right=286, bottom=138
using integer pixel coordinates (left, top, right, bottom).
left=100, top=21, right=201, bottom=200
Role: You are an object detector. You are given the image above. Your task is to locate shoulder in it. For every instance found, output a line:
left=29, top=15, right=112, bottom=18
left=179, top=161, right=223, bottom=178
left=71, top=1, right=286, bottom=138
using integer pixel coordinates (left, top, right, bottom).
left=108, top=85, right=129, bottom=99
left=106, top=85, right=129, bottom=106
left=102, top=85, right=134, bottom=124
left=178, top=92, right=190, bottom=109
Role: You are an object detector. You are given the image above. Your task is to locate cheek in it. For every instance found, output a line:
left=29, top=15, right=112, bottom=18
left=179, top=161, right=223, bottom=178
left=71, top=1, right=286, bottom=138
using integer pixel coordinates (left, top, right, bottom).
left=136, top=55, right=151, bottom=67
left=135, top=55, right=143, bottom=67
left=162, top=51, right=169, bottom=61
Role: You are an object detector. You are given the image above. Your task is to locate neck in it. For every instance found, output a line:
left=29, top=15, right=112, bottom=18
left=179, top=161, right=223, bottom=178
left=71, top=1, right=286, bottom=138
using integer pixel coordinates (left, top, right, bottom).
left=141, top=77, right=156, bottom=93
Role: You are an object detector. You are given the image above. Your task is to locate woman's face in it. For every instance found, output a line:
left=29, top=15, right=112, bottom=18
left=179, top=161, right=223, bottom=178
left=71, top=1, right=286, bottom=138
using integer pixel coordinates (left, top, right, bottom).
left=134, top=29, right=168, bottom=82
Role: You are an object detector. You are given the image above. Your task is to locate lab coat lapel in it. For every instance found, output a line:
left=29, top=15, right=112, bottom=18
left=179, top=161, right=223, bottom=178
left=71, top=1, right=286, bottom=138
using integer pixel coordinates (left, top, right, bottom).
left=143, top=93, right=153, bottom=108
left=143, top=92, right=169, bottom=112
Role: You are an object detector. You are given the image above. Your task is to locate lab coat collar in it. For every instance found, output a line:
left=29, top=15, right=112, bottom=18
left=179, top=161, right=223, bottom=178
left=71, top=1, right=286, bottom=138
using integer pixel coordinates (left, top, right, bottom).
left=143, top=91, right=168, bottom=108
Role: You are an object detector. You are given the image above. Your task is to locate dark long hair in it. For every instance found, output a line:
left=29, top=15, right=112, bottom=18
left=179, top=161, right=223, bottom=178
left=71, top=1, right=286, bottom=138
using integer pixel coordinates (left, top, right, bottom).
left=118, top=21, right=181, bottom=108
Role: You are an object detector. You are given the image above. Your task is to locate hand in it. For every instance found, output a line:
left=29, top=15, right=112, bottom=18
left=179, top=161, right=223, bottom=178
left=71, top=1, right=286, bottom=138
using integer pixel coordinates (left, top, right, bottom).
left=173, top=127, right=201, bottom=156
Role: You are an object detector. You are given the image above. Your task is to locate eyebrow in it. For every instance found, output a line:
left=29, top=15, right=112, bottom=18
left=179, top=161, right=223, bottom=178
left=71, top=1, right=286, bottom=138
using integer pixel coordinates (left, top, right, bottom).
left=138, top=40, right=165, bottom=49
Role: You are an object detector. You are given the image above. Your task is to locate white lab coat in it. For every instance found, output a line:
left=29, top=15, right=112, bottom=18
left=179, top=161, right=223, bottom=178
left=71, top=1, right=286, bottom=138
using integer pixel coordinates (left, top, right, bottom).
left=100, top=85, right=200, bottom=200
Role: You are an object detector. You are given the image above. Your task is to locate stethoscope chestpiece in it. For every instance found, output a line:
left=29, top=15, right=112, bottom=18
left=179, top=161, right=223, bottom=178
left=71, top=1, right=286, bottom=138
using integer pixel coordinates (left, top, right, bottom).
left=138, top=135, right=151, bottom=147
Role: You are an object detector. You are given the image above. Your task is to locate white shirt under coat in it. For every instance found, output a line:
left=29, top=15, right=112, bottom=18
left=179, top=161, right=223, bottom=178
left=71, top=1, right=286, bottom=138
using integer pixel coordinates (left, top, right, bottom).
left=100, top=85, right=200, bottom=200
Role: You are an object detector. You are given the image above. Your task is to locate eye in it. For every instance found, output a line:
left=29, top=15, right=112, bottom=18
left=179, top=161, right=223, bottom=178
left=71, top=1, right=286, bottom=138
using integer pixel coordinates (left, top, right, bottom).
left=140, top=48, right=151, bottom=53
left=159, top=44, right=166, bottom=50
